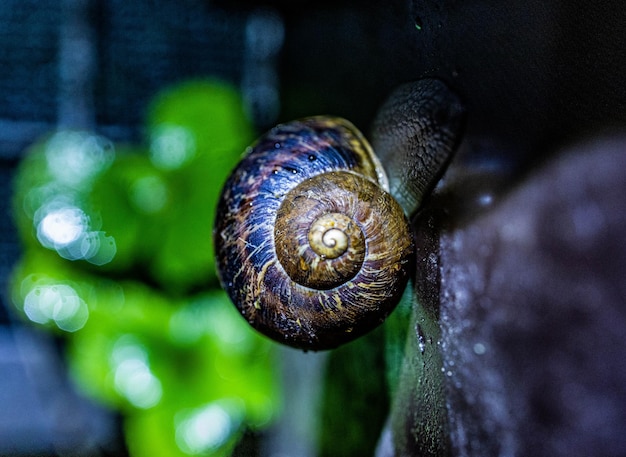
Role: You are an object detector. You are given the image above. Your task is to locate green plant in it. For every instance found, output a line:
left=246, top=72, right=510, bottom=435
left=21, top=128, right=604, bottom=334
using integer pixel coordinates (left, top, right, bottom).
left=10, top=80, right=281, bottom=457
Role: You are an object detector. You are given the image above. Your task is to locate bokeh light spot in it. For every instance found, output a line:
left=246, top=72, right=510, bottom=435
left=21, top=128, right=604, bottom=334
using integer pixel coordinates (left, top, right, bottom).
left=34, top=202, right=116, bottom=265
left=45, top=131, right=115, bottom=188
left=175, top=400, right=244, bottom=455
left=82, top=232, right=117, bottom=265
left=111, top=336, right=162, bottom=409
left=23, top=282, right=89, bottom=332
left=37, top=206, right=87, bottom=248
left=149, top=124, right=196, bottom=170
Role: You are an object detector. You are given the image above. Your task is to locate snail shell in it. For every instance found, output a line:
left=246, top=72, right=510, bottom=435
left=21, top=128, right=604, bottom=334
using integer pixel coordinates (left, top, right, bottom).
left=214, top=80, right=465, bottom=350
left=214, top=117, right=414, bottom=350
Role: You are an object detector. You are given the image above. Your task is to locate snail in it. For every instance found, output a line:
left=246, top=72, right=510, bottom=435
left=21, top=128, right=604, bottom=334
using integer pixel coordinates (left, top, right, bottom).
left=214, top=79, right=465, bottom=350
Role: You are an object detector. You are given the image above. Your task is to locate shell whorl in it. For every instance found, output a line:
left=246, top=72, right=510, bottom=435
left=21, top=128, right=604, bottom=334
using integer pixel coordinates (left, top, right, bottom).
left=214, top=117, right=414, bottom=350
left=275, top=191, right=367, bottom=290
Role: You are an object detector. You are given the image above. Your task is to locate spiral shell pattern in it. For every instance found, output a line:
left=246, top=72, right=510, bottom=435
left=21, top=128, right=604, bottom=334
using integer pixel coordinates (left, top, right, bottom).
left=214, top=117, right=415, bottom=350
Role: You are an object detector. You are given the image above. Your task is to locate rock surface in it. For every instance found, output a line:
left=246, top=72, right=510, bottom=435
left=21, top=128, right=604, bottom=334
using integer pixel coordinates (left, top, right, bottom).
left=384, top=136, right=626, bottom=456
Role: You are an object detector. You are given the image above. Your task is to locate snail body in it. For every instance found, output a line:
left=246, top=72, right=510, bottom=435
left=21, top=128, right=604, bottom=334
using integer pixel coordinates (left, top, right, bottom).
left=214, top=80, right=465, bottom=350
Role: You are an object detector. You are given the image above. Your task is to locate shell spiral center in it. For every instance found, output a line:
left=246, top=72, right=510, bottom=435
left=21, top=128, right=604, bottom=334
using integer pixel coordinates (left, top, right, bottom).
left=274, top=174, right=368, bottom=291
left=308, top=213, right=356, bottom=259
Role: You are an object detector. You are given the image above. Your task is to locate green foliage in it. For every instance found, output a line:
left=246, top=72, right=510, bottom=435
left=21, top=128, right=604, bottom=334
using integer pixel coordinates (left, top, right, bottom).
left=383, top=283, right=415, bottom=397
left=317, top=328, right=390, bottom=457
left=143, top=80, right=255, bottom=293
left=9, top=79, right=280, bottom=456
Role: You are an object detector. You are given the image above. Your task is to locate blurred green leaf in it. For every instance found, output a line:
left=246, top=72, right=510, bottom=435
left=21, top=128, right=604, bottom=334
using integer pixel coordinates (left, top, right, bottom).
left=89, top=147, right=160, bottom=272
left=66, top=286, right=280, bottom=454
left=144, top=80, right=255, bottom=293
left=12, top=80, right=255, bottom=294
left=9, top=79, right=279, bottom=457
left=146, top=79, right=254, bottom=170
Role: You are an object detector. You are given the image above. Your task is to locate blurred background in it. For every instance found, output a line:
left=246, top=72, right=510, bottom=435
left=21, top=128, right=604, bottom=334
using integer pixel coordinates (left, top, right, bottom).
left=1, top=1, right=318, bottom=456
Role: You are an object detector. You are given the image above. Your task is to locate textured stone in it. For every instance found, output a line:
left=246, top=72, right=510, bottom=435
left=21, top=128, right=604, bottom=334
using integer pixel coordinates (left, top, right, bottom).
left=386, top=136, right=626, bottom=456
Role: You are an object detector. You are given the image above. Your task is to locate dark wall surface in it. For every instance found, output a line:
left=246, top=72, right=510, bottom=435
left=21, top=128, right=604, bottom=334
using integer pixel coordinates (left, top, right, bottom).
left=280, top=0, right=625, bottom=165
